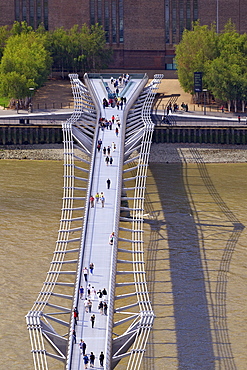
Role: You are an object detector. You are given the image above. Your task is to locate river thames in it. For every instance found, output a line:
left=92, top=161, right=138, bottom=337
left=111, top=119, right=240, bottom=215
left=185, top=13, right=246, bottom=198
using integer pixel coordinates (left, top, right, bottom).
left=0, top=159, right=246, bottom=369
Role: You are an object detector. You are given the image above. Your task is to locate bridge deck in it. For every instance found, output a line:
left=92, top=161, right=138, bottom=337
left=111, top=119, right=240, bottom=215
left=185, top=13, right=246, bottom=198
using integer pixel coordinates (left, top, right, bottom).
left=70, top=76, right=143, bottom=369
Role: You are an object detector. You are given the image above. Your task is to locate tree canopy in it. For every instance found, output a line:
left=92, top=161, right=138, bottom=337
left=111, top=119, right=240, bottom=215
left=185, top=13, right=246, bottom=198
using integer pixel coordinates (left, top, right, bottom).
left=175, top=21, right=247, bottom=111
left=175, top=22, right=218, bottom=93
left=0, top=30, right=52, bottom=99
left=0, top=21, right=111, bottom=101
left=48, top=23, right=111, bottom=75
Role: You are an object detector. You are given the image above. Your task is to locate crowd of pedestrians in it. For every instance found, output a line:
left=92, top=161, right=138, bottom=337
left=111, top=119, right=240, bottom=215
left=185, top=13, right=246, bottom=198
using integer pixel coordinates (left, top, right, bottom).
left=73, top=275, right=108, bottom=367
left=74, top=270, right=108, bottom=367
left=102, top=73, right=129, bottom=109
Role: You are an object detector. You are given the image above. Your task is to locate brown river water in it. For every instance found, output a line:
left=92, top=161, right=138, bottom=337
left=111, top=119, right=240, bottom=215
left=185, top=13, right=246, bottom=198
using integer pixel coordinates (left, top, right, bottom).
left=0, top=159, right=246, bottom=370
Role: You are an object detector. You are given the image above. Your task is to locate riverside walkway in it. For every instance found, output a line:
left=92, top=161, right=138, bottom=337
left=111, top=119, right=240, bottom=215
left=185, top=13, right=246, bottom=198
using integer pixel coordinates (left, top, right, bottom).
left=26, top=72, right=163, bottom=370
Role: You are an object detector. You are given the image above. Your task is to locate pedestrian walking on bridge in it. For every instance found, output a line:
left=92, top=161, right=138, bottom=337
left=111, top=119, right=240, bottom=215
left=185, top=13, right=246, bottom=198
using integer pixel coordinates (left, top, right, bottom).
left=84, top=299, right=89, bottom=313
left=106, top=178, right=111, bottom=189
left=95, top=192, right=100, bottom=203
left=72, top=329, right=76, bottom=344
left=109, top=232, right=114, bottom=245
left=100, top=193, right=105, bottom=207
left=83, top=354, right=89, bottom=368
left=89, top=262, right=94, bottom=274
left=79, top=286, right=84, bottom=299
left=103, top=302, right=108, bottom=315
left=105, top=156, right=110, bottom=166
left=83, top=267, right=88, bottom=282
left=90, top=195, right=94, bottom=207
left=90, top=352, right=95, bottom=367
left=88, top=300, right=92, bottom=313
left=90, top=314, right=95, bottom=328
left=79, top=339, right=86, bottom=355
left=73, top=307, right=79, bottom=325
left=99, top=351, right=104, bottom=367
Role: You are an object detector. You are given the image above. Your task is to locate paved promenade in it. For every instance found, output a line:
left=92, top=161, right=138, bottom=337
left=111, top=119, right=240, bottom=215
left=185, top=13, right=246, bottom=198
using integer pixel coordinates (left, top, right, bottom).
left=1, top=78, right=247, bottom=124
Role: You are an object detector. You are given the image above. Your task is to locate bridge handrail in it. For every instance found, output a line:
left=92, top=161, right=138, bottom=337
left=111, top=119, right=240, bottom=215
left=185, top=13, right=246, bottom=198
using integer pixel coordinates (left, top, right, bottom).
left=65, top=73, right=101, bottom=370
left=105, top=74, right=150, bottom=369
left=125, top=75, right=163, bottom=369
left=26, top=118, right=75, bottom=369
left=26, top=73, right=98, bottom=370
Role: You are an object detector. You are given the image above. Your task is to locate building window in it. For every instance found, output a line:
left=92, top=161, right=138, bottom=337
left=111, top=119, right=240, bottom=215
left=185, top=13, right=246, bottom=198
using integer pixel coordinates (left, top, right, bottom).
left=37, top=0, right=42, bottom=26
left=90, top=0, right=95, bottom=25
left=112, top=0, right=117, bottom=43
left=98, top=0, right=102, bottom=25
left=193, top=0, right=198, bottom=21
left=172, top=1, right=177, bottom=43
left=119, top=0, right=124, bottom=43
left=165, top=0, right=198, bottom=44
left=22, top=0, right=27, bottom=21
left=44, top=0, right=48, bottom=30
left=105, top=1, right=110, bottom=42
left=179, top=0, right=184, bottom=37
left=30, top=0, right=34, bottom=28
left=165, top=0, right=170, bottom=44
left=15, top=0, right=20, bottom=21
left=186, top=0, right=191, bottom=30
left=165, top=57, right=177, bottom=70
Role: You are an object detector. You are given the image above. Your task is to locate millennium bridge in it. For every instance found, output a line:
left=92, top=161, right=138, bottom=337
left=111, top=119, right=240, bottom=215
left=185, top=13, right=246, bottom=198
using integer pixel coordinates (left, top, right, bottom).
left=26, top=72, right=163, bottom=369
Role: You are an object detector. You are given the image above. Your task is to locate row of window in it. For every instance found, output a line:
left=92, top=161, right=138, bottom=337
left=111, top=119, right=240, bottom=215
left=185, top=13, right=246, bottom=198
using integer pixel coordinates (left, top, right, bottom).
left=15, top=0, right=48, bottom=30
left=90, top=0, right=198, bottom=45
left=90, top=0, right=124, bottom=43
left=14, top=0, right=198, bottom=45
left=165, top=0, right=198, bottom=44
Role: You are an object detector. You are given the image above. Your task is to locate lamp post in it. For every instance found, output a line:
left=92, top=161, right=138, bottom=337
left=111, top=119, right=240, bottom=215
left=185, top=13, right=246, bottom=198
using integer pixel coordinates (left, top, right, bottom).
left=203, top=89, right=207, bottom=115
left=29, top=87, right=34, bottom=113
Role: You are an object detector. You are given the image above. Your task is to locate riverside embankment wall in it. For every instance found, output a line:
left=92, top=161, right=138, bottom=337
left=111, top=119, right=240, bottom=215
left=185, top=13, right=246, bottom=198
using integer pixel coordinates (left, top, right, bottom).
left=1, top=125, right=247, bottom=146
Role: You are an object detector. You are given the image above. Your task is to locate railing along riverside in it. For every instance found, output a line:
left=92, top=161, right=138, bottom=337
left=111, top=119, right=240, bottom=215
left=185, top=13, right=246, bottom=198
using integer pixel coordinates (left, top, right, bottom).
left=26, top=73, right=97, bottom=370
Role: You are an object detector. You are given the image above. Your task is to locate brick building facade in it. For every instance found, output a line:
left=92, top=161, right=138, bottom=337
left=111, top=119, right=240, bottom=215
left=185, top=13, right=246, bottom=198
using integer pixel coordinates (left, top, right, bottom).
left=0, top=0, right=246, bottom=73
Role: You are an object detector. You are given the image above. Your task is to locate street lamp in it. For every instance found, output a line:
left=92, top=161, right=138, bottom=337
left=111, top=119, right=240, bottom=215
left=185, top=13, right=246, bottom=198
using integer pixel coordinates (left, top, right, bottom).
left=203, top=89, right=207, bottom=115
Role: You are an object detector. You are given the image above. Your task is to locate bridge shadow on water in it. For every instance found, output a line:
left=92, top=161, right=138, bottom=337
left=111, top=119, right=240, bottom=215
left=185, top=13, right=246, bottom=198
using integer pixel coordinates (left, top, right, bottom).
left=143, top=148, right=243, bottom=369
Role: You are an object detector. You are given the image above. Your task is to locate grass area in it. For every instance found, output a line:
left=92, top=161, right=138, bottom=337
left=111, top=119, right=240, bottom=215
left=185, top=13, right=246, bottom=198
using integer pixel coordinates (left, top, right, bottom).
left=0, top=96, right=10, bottom=108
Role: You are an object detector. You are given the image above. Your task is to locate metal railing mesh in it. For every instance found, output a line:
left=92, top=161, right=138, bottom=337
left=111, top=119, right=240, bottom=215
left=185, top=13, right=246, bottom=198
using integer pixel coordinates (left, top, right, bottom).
left=125, top=75, right=163, bottom=370
left=26, top=74, right=96, bottom=370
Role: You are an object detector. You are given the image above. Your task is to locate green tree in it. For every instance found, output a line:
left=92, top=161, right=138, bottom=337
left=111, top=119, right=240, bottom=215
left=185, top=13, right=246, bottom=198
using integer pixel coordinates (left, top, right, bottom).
left=10, top=20, right=33, bottom=35
left=0, top=31, right=52, bottom=100
left=205, top=23, right=247, bottom=111
left=48, top=27, right=70, bottom=76
left=175, top=22, right=218, bottom=93
left=0, top=71, right=30, bottom=100
left=48, top=23, right=111, bottom=75
left=0, top=25, right=11, bottom=60
left=79, top=23, right=112, bottom=73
